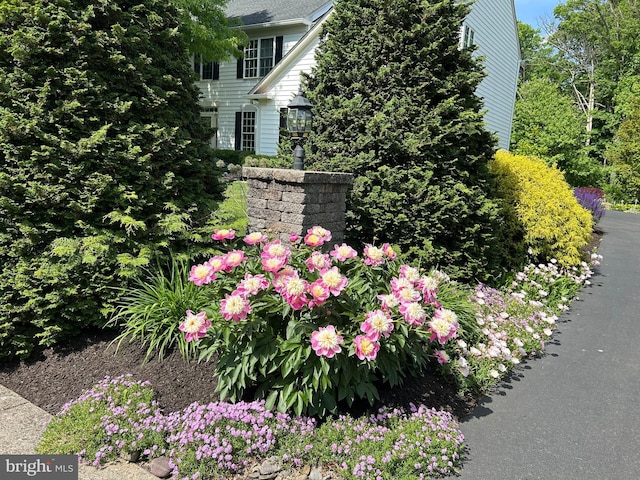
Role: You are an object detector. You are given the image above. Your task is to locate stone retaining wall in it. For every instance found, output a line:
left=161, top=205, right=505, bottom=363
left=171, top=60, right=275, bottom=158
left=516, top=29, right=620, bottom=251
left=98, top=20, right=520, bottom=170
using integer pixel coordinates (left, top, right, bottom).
left=242, top=167, right=353, bottom=244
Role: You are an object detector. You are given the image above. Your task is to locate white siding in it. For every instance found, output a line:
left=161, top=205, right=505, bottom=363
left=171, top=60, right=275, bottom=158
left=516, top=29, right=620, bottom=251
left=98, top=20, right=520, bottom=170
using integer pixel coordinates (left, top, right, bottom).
left=254, top=36, right=321, bottom=156
left=194, top=24, right=310, bottom=154
left=202, top=0, right=520, bottom=155
left=464, top=0, right=520, bottom=150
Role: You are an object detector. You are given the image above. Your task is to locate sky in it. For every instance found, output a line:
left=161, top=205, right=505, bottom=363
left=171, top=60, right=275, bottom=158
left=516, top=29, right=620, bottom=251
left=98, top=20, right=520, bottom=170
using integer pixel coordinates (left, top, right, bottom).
left=513, top=0, right=563, bottom=29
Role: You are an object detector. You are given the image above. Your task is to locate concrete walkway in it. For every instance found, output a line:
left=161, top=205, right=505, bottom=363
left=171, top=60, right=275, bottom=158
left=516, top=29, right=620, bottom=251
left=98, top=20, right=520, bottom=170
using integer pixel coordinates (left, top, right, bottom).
left=0, top=384, right=157, bottom=479
left=457, top=210, right=640, bottom=479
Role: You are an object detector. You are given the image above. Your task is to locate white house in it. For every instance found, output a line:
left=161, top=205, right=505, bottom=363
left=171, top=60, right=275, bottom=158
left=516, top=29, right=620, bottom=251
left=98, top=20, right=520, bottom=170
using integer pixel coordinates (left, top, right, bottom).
left=194, top=0, right=520, bottom=155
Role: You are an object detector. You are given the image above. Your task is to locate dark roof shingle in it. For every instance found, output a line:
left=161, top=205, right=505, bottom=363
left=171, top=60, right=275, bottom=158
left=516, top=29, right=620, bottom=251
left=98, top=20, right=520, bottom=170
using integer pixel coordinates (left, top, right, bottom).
left=226, top=0, right=332, bottom=26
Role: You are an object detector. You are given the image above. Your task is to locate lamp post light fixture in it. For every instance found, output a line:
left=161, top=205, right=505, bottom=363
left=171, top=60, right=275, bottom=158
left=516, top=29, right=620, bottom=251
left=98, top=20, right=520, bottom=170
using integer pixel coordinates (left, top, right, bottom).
left=287, top=91, right=314, bottom=170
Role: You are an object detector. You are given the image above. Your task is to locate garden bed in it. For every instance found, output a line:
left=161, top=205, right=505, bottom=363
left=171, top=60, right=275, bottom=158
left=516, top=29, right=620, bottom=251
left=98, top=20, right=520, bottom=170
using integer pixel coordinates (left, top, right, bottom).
left=0, top=327, right=477, bottom=420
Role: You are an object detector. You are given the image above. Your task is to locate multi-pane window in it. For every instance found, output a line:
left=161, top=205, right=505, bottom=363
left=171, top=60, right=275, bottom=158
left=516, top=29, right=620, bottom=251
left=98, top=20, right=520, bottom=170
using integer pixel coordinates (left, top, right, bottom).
left=193, top=56, right=217, bottom=80
left=462, top=25, right=475, bottom=48
left=244, top=38, right=275, bottom=78
left=200, top=107, right=218, bottom=148
left=241, top=111, right=256, bottom=152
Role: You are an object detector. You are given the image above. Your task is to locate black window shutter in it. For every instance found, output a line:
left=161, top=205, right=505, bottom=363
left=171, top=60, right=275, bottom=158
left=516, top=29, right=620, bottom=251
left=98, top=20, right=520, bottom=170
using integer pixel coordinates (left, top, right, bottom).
left=275, top=36, right=283, bottom=64
left=213, top=62, right=220, bottom=80
left=236, top=46, right=244, bottom=78
left=235, top=112, right=242, bottom=151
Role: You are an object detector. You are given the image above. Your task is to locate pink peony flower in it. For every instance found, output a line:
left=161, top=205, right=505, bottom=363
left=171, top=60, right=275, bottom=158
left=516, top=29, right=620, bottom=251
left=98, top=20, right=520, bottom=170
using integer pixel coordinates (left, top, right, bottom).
left=224, top=250, right=248, bottom=272
left=311, top=325, right=343, bottom=358
left=304, top=232, right=324, bottom=247
left=308, top=226, right=332, bottom=242
left=418, top=275, right=439, bottom=303
left=320, top=266, right=348, bottom=296
left=281, top=276, right=309, bottom=310
left=361, top=310, right=394, bottom=341
left=382, top=243, right=397, bottom=260
left=427, top=308, right=459, bottom=344
left=236, top=273, right=269, bottom=297
left=223, top=249, right=248, bottom=271
left=262, top=240, right=290, bottom=260
left=363, top=245, right=386, bottom=266
left=394, top=286, right=421, bottom=304
left=308, top=279, right=331, bottom=307
left=354, top=335, right=380, bottom=361
left=220, top=293, right=252, bottom=322
left=305, top=251, right=332, bottom=274
left=399, top=265, right=421, bottom=283
left=399, top=302, right=427, bottom=326
left=289, top=233, right=300, bottom=243
left=390, top=276, right=414, bottom=294
left=179, top=310, right=211, bottom=342
left=434, top=350, right=450, bottom=364
left=272, top=266, right=298, bottom=293
left=330, top=243, right=358, bottom=262
left=261, top=255, right=288, bottom=273
left=377, top=293, right=399, bottom=311
left=208, top=255, right=226, bottom=273
left=244, top=232, right=268, bottom=245
left=188, top=262, right=216, bottom=286
left=212, top=228, right=235, bottom=241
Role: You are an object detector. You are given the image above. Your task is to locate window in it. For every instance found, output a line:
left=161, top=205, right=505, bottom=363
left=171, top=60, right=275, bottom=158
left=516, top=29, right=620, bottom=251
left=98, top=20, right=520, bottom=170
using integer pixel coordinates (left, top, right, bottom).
left=241, top=111, right=256, bottom=152
left=200, top=107, right=218, bottom=148
left=193, top=56, right=219, bottom=80
left=244, top=38, right=275, bottom=78
left=238, top=36, right=283, bottom=79
left=462, top=25, right=475, bottom=49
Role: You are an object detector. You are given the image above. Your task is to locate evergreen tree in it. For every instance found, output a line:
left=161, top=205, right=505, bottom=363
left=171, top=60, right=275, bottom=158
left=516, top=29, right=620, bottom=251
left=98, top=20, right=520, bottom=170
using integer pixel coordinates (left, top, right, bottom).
left=306, top=0, right=507, bottom=280
left=0, top=0, right=221, bottom=359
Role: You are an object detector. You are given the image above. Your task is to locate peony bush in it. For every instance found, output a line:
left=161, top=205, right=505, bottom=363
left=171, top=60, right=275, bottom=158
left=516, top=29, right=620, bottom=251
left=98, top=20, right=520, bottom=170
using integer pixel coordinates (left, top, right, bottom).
left=185, top=227, right=471, bottom=417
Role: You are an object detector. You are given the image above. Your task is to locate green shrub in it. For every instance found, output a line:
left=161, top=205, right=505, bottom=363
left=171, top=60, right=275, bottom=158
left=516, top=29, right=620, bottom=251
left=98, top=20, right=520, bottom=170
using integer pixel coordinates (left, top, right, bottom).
left=243, top=155, right=291, bottom=169
left=0, top=0, right=222, bottom=359
left=489, top=150, right=593, bottom=267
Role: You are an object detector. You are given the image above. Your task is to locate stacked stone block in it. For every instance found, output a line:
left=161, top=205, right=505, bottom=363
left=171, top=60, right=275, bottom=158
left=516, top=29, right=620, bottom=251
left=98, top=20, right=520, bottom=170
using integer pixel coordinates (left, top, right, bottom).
left=242, top=167, right=353, bottom=244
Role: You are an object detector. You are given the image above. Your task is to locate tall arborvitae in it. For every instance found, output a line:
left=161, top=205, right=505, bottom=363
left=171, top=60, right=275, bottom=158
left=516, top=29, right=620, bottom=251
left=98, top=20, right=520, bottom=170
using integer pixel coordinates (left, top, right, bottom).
left=0, top=0, right=222, bottom=359
left=306, top=0, right=511, bottom=280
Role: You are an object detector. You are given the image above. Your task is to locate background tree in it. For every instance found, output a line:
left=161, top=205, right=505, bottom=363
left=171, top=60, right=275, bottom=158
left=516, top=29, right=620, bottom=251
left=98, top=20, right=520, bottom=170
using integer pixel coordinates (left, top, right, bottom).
left=510, top=79, right=602, bottom=186
left=605, top=98, right=640, bottom=202
left=518, top=21, right=562, bottom=83
left=549, top=0, right=640, bottom=159
left=0, top=0, right=222, bottom=359
left=305, top=0, right=511, bottom=280
left=172, top=0, right=246, bottom=61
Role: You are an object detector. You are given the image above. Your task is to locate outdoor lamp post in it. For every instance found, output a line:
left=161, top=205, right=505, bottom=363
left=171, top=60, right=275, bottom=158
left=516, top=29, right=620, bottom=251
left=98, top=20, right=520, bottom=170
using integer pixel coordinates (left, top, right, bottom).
left=287, top=91, right=314, bottom=170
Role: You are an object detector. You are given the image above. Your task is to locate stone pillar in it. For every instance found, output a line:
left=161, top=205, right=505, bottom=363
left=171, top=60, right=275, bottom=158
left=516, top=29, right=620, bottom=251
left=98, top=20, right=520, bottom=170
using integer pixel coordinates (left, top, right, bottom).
left=242, top=167, right=353, bottom=244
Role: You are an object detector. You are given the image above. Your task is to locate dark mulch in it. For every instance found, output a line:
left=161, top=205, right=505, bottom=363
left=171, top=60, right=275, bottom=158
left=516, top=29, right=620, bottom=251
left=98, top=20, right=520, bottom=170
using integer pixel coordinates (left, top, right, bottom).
left=0, top=327, right=477, bottom=419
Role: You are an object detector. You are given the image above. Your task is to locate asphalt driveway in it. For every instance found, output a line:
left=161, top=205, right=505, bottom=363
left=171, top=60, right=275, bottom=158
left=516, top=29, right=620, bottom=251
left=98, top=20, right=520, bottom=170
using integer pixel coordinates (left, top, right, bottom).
left=456, top=210, right=640, bottom=480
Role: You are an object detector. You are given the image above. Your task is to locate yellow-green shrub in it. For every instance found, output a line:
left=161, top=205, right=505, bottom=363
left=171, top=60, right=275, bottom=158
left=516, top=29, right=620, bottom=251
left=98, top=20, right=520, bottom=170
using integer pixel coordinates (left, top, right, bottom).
left=490, top=150, right=593, bottom=267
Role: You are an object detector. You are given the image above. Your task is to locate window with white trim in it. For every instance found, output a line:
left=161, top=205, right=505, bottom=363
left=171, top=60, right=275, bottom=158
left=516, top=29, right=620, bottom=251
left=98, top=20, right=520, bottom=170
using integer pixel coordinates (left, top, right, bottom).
left=200, top=107, right=218, bottom=148
left=462, top=25, right=475, bottom=49
left=241, top=111, right=256, bottom=152
left=244, top=38, right=275, bottom=78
